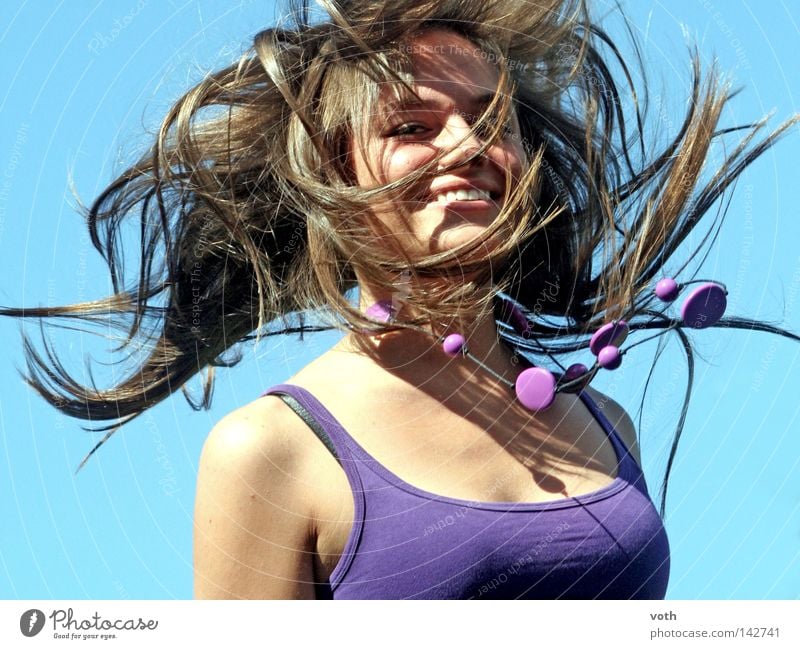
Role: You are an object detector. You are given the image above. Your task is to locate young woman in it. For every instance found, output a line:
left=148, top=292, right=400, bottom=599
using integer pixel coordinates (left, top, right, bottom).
left=3, top=0, right=797, bottom=599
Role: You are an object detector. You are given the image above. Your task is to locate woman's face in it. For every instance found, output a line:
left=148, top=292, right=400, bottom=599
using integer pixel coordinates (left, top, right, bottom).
left=351, top=29, right=527, bottom=259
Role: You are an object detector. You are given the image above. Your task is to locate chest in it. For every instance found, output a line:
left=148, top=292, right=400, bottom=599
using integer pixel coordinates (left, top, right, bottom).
left=305, top=388, right=622, bottom=584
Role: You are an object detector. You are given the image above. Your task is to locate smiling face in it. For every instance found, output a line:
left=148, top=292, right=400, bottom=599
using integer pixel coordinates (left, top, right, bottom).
left=351, top=29, right=527, bottom=260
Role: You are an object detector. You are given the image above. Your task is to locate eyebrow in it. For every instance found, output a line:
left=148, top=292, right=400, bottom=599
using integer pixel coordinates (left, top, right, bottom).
left=384, top=91, right=500, bottom=113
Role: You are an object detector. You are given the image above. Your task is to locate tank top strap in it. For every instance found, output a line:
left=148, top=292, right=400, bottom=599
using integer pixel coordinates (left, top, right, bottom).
left=578, top=390, right=640, bottom=485
left=262, top=383, right=368, bottom=593
left=261, top=382, right=378, bottom=494
left=261, top=383, right=366, bottom=467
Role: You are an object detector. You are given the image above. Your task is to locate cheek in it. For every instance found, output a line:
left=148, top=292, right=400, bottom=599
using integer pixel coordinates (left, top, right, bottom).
left=502, top=142, right=526, bottom=180
left=385, top=146, right=437, bottom=181
left=354, top=143, right=433, bottom=186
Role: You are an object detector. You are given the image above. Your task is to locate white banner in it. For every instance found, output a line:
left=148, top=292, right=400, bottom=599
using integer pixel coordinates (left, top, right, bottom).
left=1, top=600, right=798, bottom=648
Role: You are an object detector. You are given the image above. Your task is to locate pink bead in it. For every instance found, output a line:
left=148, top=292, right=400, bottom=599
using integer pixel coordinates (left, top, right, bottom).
left=655, top=278, right=680, bottom=302
left=442, top=333, right=467, bottom=357
left=515, top=367, right=556, bottom=410
left=589, top=320, right=629, bottom=356
left=680, top=282, right=727, bottom=329
left=365, top=300, right=395, bottom=323
left=597, top=345, right=622, bottom=370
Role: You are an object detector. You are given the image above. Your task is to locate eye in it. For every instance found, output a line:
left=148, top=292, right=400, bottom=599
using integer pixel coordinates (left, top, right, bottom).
left=387, top=123, right=429, bottom=138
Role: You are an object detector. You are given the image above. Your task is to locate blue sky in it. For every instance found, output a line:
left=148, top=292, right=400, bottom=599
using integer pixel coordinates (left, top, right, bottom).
left=0, top=1, right=798, bottom=599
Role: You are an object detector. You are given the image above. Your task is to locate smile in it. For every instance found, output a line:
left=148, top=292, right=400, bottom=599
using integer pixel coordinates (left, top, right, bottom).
left=434, top=188, right=492, bottom=203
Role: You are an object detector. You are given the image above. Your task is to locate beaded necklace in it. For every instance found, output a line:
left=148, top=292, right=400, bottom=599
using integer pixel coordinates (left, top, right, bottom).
left=364, top=278, right=727, bottom=411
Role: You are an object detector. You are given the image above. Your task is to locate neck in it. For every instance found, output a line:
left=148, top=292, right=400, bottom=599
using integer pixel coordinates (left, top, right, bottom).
left=339, top=283, right=522, bottom=387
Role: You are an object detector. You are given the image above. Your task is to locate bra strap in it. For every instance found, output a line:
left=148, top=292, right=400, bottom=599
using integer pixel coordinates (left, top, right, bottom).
left=270, top=390, right=342, bottom=466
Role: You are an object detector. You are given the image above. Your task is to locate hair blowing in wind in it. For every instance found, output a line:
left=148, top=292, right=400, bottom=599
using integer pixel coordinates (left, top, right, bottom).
left=1, top=0, right=797, bottom=513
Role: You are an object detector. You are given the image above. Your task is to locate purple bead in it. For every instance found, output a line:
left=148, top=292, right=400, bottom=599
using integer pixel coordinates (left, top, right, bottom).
left=515, top=367, right=556, bottom=410
left=507, top=303, right=531, bottom=336
left=680, top=282, right=727, bottom=329
left=501, top=300, right=531, bottom=336
left=563, top=363, right=589, bottom=381
left=442, top=333, right=467, bottom=357
left=365, top=300, right=395, bottom=323
left=589, top=320, right=629, bottom=356
left=655, top=278, right=680, bottom=302
left=560, top=363, right=591, bottom=394
left=597, top=345, right=622, bottom=370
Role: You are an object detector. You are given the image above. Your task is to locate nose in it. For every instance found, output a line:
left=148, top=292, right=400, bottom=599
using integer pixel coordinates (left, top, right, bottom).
left=435, top=113, right=485, bottom=168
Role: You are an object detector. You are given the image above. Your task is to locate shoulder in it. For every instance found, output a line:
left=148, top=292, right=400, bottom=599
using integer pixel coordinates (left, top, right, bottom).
left=583, top=386, right=642, bottom=468
left=193, top=396, right=320, bottom=598
left=197, top=393, right=334, bottom=509
left=199, top=396, right=306, bottom=471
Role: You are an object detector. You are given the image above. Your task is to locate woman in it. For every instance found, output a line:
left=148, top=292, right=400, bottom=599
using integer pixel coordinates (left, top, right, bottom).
left=3, top=0, right=796, bottom=599
left=194, top=23, right=666, bottom=600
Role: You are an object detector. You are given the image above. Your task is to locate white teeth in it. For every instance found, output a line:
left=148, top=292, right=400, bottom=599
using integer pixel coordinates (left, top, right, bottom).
left=435, top=188, right=491, bottom=203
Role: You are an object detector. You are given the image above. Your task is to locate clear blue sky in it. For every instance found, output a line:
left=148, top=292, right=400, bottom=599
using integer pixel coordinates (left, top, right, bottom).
left=0, top=1, right=798, bottom=599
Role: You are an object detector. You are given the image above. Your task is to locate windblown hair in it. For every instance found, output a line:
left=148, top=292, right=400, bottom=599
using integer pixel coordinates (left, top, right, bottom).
left=3, top=0, right=797, bottom=511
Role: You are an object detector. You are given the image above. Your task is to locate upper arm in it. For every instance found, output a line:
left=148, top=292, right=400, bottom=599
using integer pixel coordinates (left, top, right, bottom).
left=585, top=387, right=642, bottom=469
left=193, top=399, right=317, bottom=599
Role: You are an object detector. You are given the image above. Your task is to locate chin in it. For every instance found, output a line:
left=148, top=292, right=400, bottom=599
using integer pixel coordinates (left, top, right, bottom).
left=436, top=224, right=488, bottom=248
left=432, top=224, right=507, bottom=260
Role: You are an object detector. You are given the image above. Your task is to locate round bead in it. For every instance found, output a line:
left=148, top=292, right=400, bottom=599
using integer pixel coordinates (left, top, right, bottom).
left=655, top=277, right=680, bottom=302
left=365, top=300, right=395, bottom=323
left=515, top=367, right=556, bottom=410
left=559, top=363, right=591, bottom=393
left=442, top=333, right=467, bottom=357
left=564, top=362, right=589, bottom=381
left=597, top=345, right=622, bottom=370
left=589, top=320, right=629, bottom=356
left=680, top=282, right=727, bottom=329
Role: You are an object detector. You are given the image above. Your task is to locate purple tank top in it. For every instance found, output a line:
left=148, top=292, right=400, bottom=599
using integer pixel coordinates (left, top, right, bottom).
left=262, top=383, right=670, bottom=599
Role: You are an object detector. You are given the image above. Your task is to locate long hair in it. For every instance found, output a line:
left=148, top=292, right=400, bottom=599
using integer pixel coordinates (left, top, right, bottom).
left=2, top=0, right=797, bottom=513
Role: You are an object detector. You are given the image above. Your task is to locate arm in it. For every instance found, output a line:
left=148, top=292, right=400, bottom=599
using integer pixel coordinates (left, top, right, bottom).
left=585, top=387, right=643, bottom=468
left=193, top=399, right=317, bottom=599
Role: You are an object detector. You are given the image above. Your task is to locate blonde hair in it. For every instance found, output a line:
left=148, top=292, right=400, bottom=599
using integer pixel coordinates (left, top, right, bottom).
left=3, top=0, right=797, bottom=500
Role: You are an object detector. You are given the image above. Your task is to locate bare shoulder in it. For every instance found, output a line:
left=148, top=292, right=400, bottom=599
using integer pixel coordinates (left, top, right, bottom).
left=193, top=396, right=319, bottom=599
left=197, top=397, right=317, bottom=501
left=200, top=397, right=298, bottom=466
left=584, top=386, right=642, bottom=468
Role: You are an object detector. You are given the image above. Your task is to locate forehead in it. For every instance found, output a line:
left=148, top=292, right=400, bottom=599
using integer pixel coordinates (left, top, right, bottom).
left=408, top=30, right=499, bottom=83
left=379, top=29, right=502, bottom=112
